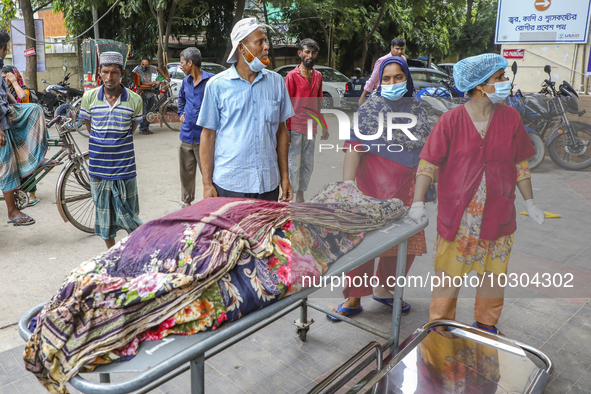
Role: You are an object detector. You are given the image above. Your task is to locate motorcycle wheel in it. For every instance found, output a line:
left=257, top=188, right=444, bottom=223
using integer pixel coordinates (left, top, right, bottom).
left=528, top=133, right=545, bottom=170
left=54, top=103, right=71, bottom=118
left=548, top=123, right=591, bottom=170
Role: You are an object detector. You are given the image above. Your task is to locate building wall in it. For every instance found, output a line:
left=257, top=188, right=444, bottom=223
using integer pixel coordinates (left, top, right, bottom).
left=37, top=53, right=81, bottom=89
left=501, top=43, right=589, bottom=94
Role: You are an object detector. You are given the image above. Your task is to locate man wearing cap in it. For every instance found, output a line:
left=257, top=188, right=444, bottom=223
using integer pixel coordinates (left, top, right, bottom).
left=197, top=18, right=294, bottom=202
left=80, top=51, right=144, bottom=249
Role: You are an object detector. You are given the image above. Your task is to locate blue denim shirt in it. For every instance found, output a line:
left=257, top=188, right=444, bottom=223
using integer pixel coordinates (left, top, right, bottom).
left=197, top=65, right=294, bottom=193
left=177, top=70, right=214, bottom=144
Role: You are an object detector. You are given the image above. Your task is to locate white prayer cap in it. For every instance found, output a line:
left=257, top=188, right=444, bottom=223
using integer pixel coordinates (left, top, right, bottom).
left=227, top=18, right=272, bottom=64
left=100, top=51, right=124, bottom=67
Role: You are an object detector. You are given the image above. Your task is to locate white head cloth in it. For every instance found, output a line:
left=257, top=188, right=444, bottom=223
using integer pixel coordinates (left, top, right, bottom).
left=227, top=17, right=273, bottom=64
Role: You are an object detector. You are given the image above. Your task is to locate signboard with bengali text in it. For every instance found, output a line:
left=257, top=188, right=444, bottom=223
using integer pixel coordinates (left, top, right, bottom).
left=495, top=0, right=591, bottom=44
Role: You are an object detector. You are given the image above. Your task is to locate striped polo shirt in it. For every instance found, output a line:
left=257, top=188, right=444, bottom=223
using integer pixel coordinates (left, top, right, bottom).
left=79, top=84, right=143, bottom=180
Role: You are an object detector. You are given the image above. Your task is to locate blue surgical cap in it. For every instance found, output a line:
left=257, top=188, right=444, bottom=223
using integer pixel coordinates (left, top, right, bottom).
left=453, top=54, right=508, bottom=92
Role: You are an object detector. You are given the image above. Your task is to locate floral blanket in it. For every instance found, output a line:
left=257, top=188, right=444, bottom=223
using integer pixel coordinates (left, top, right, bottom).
left=24, top=182, right=406, bottom=393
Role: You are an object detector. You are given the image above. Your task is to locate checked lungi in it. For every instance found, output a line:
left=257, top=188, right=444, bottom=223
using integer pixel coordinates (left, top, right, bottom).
left=0, top=104, right=48, bottom=192
left=90, top=176, right=143, bottom=240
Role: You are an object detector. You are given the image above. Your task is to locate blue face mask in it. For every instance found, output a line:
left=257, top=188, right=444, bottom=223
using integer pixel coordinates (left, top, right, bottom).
left=484, top=80, right=511, bottom=103
left=242, top=45, right=267, bottom=73
left=381, top=81, right=408, bottom=101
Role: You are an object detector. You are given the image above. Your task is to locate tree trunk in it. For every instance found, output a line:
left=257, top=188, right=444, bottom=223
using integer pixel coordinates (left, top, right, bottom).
left=157, top=9, right=165, bottom=69
left=20, top=0, right=37, bottom=90
left=163, top=0, right=178, bottom=75
left=222, top=0, right=246, bottom=67
left=262, top=2, right=276, bottom=69
left=359, top=0, right=387, bottom=75
left=148, top=2, right=165, bottom=69
left=459, top=0, right=475, bottom=59
left=311, top=8, right=329, bottom=63
left=466, top=0, right=474, bottom=24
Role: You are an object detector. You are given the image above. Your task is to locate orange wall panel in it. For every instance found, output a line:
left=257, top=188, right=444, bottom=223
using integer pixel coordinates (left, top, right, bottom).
left=38, top=9, right=68, bottom=37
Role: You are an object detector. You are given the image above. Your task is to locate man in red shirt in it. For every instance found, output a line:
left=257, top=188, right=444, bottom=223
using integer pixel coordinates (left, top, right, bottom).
left=285, top=38, right=329, bottom=202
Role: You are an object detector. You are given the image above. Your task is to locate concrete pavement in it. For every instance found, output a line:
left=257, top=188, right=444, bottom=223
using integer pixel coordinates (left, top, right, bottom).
left=1, top=122, right=590, bottom=393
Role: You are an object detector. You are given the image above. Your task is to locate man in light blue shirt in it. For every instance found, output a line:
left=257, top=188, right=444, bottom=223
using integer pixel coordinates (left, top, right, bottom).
left=197, top=18, right=294, bottom=202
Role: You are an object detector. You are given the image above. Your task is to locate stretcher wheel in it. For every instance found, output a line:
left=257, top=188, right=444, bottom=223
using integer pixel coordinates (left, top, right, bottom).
left=297, top=327, right=309, bottom=342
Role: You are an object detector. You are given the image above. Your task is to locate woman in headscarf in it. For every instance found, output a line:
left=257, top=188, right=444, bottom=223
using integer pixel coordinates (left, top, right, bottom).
left=328, top=56, right=430, bottom=320
left=410, top=54, right=545, bottom=334
left=2, top=66, right=30, bottom=103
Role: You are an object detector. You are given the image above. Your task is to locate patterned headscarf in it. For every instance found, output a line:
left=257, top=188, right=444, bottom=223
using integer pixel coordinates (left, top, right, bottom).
left=2, top=65, right=28, bottom=103
left=2, top=65, right=25, bottom=88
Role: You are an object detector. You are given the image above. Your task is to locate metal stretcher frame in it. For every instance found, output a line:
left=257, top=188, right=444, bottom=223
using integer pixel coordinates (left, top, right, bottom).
left=18, top=217, right=428, bottom=394
left=311, top=320, right=554, bottom=394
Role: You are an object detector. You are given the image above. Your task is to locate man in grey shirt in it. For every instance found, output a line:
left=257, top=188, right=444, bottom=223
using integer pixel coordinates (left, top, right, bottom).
left=132, top=57, right=169, bottom=134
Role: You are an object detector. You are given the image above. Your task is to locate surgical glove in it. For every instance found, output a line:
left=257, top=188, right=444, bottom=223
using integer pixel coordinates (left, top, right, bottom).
left=524, top=199, right=545, bottom=225
left=408, top=202, right=428, bottom=224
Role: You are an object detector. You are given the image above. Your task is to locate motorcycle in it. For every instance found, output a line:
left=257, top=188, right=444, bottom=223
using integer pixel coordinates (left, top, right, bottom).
left=511, top=64, right=590, bottom=170
left=507, top=62, right=545, bottom=170
left=30, top=86, right=62, bottom=119
left=420, top=65, right=545, bottom=170
left=34, top=66, right=85, bottom=120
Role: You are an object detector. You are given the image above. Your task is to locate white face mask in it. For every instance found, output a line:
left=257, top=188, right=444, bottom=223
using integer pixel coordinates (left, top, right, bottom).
left=483, top=80, right=512, bottom=103
left=242, top=45, right=267, bottom=73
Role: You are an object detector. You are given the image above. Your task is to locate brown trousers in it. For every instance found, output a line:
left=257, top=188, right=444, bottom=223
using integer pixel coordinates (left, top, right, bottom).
left=179, top=141, right=202, bottom=204
left=429, top=269, right=505, bottom=326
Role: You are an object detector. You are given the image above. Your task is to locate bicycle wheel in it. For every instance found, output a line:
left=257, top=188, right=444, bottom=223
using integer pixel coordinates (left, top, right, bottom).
left=160, top=97, right=182, bottom=131
left=58, top=152, right=95, bottom=233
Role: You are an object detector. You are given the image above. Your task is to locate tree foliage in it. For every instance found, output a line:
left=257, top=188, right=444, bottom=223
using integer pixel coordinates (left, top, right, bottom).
left=50, top=0, right=499, bottom=72
left=275, top=0, right=498, bottom=74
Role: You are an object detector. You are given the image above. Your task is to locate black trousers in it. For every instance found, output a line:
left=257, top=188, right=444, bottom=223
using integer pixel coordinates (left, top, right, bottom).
left=213, top=183, right=280, bottom=201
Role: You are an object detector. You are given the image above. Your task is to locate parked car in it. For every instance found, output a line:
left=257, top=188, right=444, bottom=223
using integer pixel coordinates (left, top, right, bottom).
left=437, top=63, right=456, bottom=77
left=273, top=64, right=350, bottom=108
left=342, top=67, right=453, bottom=109
left=407, top=59, right=449, bottom=75
left=166, top=62, right=227, bottom=98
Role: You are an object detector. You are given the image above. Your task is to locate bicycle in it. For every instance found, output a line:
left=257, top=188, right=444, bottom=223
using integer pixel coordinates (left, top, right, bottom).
left=13, top=116, right=96, bottom=233
left=139, top=82, right=181, bottom=131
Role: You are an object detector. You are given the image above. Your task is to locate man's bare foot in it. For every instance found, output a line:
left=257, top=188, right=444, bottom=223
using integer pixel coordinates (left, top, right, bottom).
left=8, top=208, right=34, bottom=225
left=40, top=158, right=59, bottom=167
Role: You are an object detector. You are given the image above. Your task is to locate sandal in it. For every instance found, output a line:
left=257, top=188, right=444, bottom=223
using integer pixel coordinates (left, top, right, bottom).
left=326, top=303, right=363, bottom=322
left=472, top=321, right=499, bottom=335
left=372, top=295, right=411, bottom=313
left=7, top=214, right=36, bottom=226
left=139, top=129, right=153, bottom=135
left=27, top=199, right=40, bottom=207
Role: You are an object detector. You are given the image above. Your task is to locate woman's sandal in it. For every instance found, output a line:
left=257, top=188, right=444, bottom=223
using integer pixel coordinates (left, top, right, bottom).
left=472, top=321, right=500, bottom=335
left=326, top=303, right=363, bottom=322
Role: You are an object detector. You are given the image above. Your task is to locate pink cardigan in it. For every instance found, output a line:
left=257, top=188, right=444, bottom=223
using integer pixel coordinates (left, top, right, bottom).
left=420, top=103, right=535, bottom=241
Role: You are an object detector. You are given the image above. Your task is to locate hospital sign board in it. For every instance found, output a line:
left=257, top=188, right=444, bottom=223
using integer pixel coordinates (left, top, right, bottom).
left=495, top=0, right=591, bottom=44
